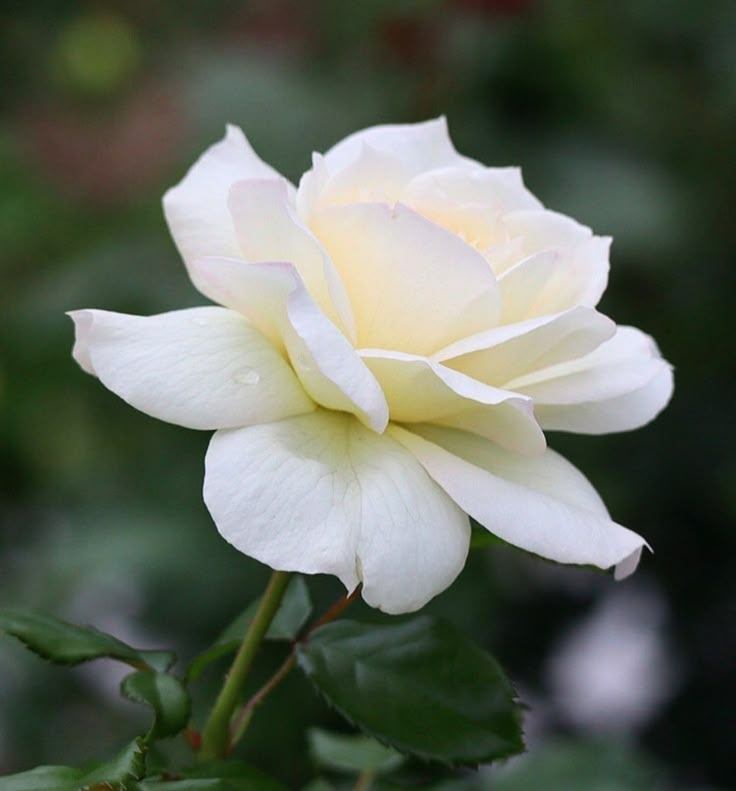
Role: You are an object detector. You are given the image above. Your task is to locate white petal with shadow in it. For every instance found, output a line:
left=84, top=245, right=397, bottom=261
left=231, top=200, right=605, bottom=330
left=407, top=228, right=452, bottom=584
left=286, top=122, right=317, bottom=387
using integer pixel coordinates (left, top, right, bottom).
left=229, top=178, right=355, bottom=339
left=191, top=258, right=387, bottom=431
left=435, top=307, right=616, bottom=385
left=360, top=349, right=544, bottom=455
left=312, top=202, right=500, bottom=355
left=204, top=410, right=470, bottom=614
left=163, top=126, right=289, bottom=288
left=391, top=424, right=647, bottom=579
left=68, top=306, right=314, bottom=430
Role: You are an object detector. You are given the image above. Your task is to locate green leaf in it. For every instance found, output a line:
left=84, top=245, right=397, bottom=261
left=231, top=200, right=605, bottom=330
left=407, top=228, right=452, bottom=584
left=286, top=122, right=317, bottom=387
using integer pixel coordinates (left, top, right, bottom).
left=133, top=781, right=281, bottom=791
left=0, top=608, right=175, bottom=672
left=308, top=728, right=404, bottom=774
left=121, top=670, right=191, bottom=741
left=0, top=738, right=145, bottom=790
left=133, top=784, right=224, bottom=791
left=187, top=576, right=311, bottom=681
left=296, top=617, right=524, bottom=766
left=131, top=761, right=287, bottom=790
left=490, top=740, right=659, bottom=791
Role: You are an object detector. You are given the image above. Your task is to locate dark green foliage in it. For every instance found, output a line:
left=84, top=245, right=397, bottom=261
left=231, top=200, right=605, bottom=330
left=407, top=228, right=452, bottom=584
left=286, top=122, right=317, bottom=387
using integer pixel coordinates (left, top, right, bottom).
left=121, top=671, right=191, bottom=741
left=297, top=617, right=524, bottom=765
left=308, top=728, right=405, bottom=774
left=0, top=608, right=175, bottom=671
left=0, top=739, right=145, bottom=791
left=134, top=760, right=287, bottom=790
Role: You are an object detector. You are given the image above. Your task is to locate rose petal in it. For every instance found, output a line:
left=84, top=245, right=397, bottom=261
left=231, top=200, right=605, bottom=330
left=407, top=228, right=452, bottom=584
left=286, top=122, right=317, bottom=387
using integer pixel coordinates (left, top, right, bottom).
left=360, top=349, right=544, bottom=455
left=397, top=166, right=541, bottom=252
left=504, top=208, right=595, bottom=253
left=435, top=306, right=616, bottom=385
left=228, top=178, right=355, bottom=339
left=498, top=238, right=610, bottom=323
left=321, top=116, right=477, bottom=176
left=191, top=258, right=388, bottom=432
left=536, top=365, right=673, bottom=434
left=515, top=326, right=674, bottom=433
left=316, top=143, right=411, bottom=208
left=405, top=165, right=541, bottom=210
left=390, top=424, right=647, bottom=578
left=204, top=410, right=470, bottom=613
left=312, top=202, right=500, bottom=354
left=402, top=166, right=542, bottom=248
left=68, top=307, right=314, bottom=429
left=163, top=125, right=290, bottom=291
left=296, top=152, right=329, bottom=224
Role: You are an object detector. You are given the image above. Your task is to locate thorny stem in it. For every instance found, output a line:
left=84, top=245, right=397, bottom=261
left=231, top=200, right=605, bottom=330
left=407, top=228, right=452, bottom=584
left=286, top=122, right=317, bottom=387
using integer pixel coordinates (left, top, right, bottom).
left=198, top=570, right=292, bottom=761
left=227, top=585, right=362, bottom=752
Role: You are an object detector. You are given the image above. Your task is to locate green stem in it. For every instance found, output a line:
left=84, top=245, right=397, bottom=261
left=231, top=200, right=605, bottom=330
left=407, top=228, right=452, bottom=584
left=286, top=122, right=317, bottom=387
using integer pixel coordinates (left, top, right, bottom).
left=198, top=569, right=292, bottom=760
left=227, top=584, right=362, bottom=752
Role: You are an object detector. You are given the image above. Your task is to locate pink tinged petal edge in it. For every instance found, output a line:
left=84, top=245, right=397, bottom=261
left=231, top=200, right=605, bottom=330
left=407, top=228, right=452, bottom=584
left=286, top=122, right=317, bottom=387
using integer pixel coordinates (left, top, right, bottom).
left=228, top=178, right=356, bottom=341
left=67, top=307, right=315, bottom=430
left=312, top=201, right=501, bottom=355
left=390, top=423, right=648, bottom=580
left=360, top=348, right=545, bottom=455
left=162, top=125, right=291, bottom=293
left=435, top=306, right=616, bottom=387
left=190, top=257, right=388, bottom=432
left=204, top=410, right=470, bottom=614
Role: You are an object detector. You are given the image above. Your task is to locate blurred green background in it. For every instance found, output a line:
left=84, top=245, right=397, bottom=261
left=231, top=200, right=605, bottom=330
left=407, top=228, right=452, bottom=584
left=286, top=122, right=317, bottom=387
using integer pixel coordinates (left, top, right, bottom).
left=1, top=1, right=734, bottom=788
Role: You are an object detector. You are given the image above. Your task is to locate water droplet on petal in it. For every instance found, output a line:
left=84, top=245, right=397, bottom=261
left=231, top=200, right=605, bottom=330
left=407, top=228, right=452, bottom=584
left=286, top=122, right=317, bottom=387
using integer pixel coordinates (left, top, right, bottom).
left=233, top=367, right=260, bottom=386
left=294, top=352, right=313, bottom=372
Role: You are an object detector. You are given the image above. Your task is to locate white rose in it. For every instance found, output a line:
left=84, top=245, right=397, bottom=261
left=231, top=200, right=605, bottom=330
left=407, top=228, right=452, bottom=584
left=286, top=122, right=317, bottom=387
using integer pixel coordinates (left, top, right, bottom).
left=70, top=118, right=673, bottom=614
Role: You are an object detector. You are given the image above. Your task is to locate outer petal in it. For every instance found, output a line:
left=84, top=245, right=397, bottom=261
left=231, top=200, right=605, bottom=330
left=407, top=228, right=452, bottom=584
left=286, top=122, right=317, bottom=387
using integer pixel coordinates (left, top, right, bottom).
left=390, top=424, right=647, bottom=579
left=68, top=307, right=314, bottom=429
left=360, top=349, right=545, bottom=455
left=320, top=116, right=477, bottom=176
left=163, top=126, right=289, bottom=290
left=191, top=258, right=388, bottom=432
left=510, top=327, right=674, bottom=434
left=204, top=410, right=470, bottom=613
left=228, top=178, right=355, bottom=340
left=435, top=307, right=616, bottom=386
left=312, top=202, right=500, bottom=354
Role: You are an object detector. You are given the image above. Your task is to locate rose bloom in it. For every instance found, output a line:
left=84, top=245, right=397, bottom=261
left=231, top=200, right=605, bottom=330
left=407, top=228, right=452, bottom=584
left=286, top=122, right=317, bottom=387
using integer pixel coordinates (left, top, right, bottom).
left=70, top=119, right=672, bottom=614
